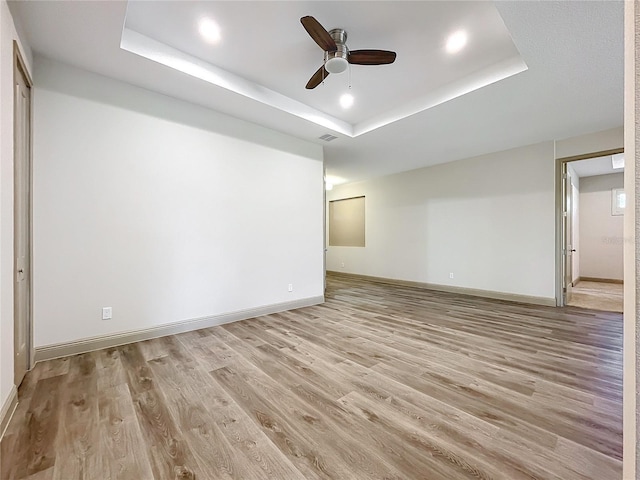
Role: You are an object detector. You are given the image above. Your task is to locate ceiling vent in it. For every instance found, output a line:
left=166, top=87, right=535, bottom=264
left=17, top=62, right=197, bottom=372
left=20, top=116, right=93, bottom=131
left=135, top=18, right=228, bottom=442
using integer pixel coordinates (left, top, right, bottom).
left=319, top=133, right=338, bottom=142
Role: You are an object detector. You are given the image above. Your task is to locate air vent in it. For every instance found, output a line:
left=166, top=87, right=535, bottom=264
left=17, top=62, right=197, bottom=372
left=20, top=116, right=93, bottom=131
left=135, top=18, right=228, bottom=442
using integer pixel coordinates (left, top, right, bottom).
left=319, top=133, right=338, bottom=142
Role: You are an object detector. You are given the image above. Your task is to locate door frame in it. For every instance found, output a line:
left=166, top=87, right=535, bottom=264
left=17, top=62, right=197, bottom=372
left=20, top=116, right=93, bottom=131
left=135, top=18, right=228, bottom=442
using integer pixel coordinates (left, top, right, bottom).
left=555, top=147, right=624, bottom=306
left=13, top=40, right=34, bottom=383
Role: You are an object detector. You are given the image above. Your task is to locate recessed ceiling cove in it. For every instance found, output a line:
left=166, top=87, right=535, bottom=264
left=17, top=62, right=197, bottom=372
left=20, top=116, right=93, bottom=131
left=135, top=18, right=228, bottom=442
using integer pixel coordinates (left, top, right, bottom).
left=121, top=1, right=527, bottom=137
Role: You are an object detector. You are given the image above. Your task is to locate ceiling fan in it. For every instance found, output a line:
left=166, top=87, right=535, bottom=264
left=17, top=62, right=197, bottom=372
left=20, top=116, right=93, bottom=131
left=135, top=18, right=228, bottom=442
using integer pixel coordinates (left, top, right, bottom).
left=300, top=16, right=397, bottom=90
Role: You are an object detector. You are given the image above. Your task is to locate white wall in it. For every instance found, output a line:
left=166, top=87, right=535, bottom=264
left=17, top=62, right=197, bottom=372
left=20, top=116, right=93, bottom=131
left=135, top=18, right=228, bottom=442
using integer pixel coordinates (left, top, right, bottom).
left=0, top=0, right=32, bottom=418
left=578, top=173, right=624, bottom=281
left=327, top=141, right=556, bottom=300
left=33, top=59, right=324, bottom=347
left=556, top=126, right=624, bottom=159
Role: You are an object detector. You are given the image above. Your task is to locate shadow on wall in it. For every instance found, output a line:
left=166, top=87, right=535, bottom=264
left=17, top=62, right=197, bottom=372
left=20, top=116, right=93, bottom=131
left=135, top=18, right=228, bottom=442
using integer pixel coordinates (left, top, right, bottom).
left=339, top=140, right=555, bottom=208
left=33, top=56, right=319, bottom=160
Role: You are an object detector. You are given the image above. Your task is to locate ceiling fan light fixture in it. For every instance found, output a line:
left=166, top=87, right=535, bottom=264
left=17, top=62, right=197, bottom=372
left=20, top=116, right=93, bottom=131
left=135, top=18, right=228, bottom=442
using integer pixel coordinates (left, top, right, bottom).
left=325, top=41, right=349, bottom=74
left=325, top=56, right=348, bottom=74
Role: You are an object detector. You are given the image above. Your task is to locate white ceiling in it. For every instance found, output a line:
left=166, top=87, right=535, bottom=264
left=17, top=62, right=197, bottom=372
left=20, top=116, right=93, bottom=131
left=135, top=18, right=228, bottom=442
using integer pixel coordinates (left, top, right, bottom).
left=571, top=155, right=625, bottom=178
left=122, top=1, right=525, bottom=136
left=9, top=1, right=624, bottom=185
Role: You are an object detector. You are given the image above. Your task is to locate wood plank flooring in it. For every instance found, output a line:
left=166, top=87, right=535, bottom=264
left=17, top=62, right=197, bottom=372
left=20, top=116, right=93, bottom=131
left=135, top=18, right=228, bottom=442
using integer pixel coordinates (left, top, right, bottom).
left=568, top=281, right=623, bottom=313
left=1, top=273, right=622, bottom=479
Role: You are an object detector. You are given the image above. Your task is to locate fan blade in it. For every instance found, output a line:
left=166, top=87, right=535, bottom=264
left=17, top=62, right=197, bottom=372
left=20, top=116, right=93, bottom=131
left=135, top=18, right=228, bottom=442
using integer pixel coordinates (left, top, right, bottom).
left=301, top=16, right=337, bottom=52
left=306, top=65, right=329, bottom=89
left=348, top=50, right=397, bottom=65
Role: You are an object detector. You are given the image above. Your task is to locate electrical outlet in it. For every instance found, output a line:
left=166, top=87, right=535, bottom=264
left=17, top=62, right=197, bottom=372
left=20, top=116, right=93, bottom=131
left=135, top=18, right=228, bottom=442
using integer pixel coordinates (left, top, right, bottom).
left=102, top=307, right=112, bottom=320
left=449, top=272, right=454, bottom=279
left=341, top=262, right=345, bottom=268
left=288, top=284, right=293, bottom=292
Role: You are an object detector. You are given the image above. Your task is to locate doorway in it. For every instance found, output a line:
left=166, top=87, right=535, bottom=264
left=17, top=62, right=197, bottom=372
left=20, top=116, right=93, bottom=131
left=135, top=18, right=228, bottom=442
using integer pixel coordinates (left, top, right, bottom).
left=556, top=149, right=625, bottom=311
left=13, top=42, right=33, bottom=387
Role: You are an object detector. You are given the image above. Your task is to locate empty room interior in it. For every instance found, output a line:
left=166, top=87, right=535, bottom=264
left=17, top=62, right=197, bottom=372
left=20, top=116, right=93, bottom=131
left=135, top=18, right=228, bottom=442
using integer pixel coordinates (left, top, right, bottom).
left=1, top=1, right=638, bottom=479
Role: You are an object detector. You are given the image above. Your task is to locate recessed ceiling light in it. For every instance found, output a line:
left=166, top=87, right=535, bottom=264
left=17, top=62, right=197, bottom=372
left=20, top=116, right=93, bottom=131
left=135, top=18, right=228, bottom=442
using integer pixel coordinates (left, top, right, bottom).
left=340, top=93, right=354, bottom=109
left=446, top=30, right=467, bottom=54
left=612, top=153, right=625, bottom=169
left=199, top=17, right=221, bottom=44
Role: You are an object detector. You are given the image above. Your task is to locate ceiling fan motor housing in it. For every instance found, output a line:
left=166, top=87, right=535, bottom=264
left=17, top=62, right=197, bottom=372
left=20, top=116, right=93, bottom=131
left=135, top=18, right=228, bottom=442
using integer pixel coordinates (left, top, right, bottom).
left=325, top=29, right=349, bottom=74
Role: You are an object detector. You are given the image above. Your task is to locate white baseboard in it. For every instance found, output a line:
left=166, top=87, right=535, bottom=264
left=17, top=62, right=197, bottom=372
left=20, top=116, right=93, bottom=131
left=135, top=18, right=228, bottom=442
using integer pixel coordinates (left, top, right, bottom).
left=0, top=385, right=18, bottom=441
left=35, top=295, right=324, bottom=362
left=327, top=271, right=556, bottom=307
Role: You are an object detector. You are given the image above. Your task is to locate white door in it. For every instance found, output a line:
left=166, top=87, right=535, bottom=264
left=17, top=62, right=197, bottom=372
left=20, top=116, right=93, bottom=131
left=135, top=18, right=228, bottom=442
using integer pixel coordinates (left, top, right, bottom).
left=571, top=183, right=579, bottom=285
left=14, top=54, right=32, bottom=387
left=562, top=164, right=574, bottom=304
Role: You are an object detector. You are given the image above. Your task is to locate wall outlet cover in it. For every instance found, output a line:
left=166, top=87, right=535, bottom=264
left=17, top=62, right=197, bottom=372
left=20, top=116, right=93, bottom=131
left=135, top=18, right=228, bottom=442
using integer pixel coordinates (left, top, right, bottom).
left=102, top=307, right=113, bottom=320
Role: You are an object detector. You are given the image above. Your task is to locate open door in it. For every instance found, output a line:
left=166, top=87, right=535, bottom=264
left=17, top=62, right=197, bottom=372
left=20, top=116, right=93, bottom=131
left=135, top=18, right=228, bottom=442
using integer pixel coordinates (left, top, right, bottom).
left=13, top=43, right=32, bottom=387
left=562, top=163, right=574, bottom=305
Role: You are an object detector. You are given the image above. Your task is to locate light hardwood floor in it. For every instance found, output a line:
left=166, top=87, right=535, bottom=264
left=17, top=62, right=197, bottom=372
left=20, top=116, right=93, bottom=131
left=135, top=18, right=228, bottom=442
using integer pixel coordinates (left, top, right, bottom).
left=1, top=273, right=622, bottom=479
left=568, top=281, right=624, bottom=313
